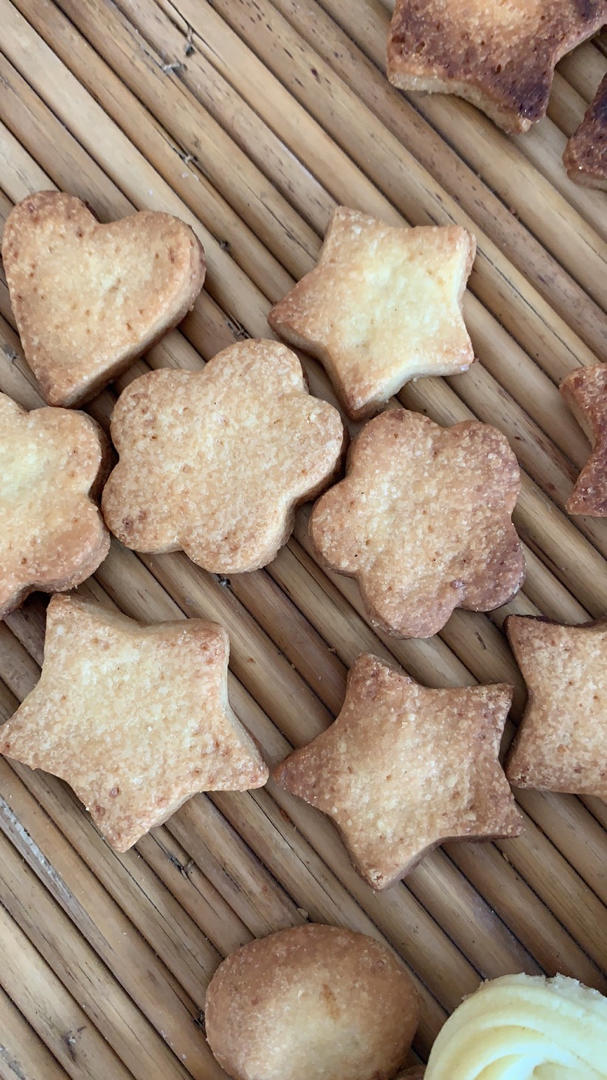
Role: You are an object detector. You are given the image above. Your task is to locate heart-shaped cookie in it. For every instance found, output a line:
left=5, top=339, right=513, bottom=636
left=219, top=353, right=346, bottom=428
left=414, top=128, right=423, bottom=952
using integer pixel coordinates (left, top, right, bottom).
left=2, top=191, right=205, bottom=406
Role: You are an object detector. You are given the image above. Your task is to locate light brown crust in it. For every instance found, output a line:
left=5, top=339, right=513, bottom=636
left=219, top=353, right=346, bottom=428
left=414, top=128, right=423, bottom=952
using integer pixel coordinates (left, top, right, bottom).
left=506, top=615, right=607, bottom=799
left=102, top=339, right=345, bottom=574
left=269, top=207, right=476, bottom=421
left=0, top=392, right=110, bottom=617
left=560, top=365, right=607, bottom=515
left=387, top=1, right=607, bottom=134
left=1, top=191, right=205, bottom=406
left=0, top=595, right=268, bottom=850
left=274, top=655, right=522, bottom=889
left=204, top=924, right=420, bottom=1080
left=309, top=408, right=524, bottom=638
left=564, top=73, right=607, bottom=189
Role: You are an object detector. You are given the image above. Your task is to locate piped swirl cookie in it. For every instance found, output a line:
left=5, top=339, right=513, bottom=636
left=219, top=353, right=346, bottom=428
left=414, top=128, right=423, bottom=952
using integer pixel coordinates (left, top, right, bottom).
left=387, top=1, right=607, bottom=134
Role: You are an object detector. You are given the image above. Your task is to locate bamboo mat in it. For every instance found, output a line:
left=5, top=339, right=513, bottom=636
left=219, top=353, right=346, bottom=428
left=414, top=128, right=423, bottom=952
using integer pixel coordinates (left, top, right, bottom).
left=0, top=0, right=606, bottom=1075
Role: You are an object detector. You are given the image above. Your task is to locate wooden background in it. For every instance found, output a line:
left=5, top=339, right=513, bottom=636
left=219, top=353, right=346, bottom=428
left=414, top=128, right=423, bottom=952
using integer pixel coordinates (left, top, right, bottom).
left=0, top=1, right=606, bottom=1076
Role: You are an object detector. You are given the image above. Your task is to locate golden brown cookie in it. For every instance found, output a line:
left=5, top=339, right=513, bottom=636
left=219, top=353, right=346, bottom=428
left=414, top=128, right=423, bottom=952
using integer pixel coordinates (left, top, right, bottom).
left=425, top=973, right=607, bottom=1077
left=269, top=207, right=475, bottom=420
left=564, top=73, right=607, bottom=190
left=274, top=654, right=522, bottom=889
left=0, top=595, right=268, bottom=850
left=560, top=365, right=607, bottom=515
left=506, top=615, right=607, bottom=799
left=205, top=924, right=419, bottom=1080
left=0, top=392, right=110, bottom=617
left=387, top=1, right=607, bottom=134
left=2, top=191, right=205, bottom=406
left=309, top=408, right=524, bottom=638
left=102, top=339, right=345, bottom=574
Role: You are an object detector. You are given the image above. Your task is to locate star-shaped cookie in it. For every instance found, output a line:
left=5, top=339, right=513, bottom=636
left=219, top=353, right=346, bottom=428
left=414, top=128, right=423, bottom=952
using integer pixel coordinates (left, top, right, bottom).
left=309, top=407, right=524, bottom=638
left=102, top=339, right=345, bottom=573
left=2, top=191, right=205, bottom=406
left=387, top=1, right=607, bottom=134
left=564, top=73, right=607, bottom=190
left=274, top=654, right=522, bottom=889
left=268, top=207, right=475, bottom=420
left=0, top=595, right=268, bottom=850
left=506, top=616, right=607, bottom=799
left=560, top=365, right=607, bottom=516
left=0, top=392, right=110, bottom=618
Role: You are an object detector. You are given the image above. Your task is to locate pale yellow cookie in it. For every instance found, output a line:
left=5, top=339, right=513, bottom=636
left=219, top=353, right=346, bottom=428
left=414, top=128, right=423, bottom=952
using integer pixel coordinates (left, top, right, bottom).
left=310, top=408, right=524, bottom=638
left=274, top=654, right=522, bottom=889
left=269, top=207, right=475, bottom=420
left=387, top=0, right=607, bottom=134
left=102, top=339, right=345, bottom=574
left=425, top=973, right=607, bottom=1077
left=205, top=924, right=420, bottom=1080
left=0, top=595, right=268, bottom=850
left=0, top=392, right=110, bottom=617
left=2, top=191, right=205, bottom=406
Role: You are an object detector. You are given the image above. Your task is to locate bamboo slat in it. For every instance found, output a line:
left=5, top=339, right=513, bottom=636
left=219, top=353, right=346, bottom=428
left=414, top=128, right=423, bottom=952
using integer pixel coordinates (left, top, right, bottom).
left=0, top=0, right=606, bottom=1073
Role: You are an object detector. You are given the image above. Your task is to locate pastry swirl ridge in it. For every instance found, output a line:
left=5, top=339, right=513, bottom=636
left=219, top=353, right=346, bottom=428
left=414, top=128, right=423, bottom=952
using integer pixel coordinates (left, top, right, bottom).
left=426, top=973, right=607, bottom=1078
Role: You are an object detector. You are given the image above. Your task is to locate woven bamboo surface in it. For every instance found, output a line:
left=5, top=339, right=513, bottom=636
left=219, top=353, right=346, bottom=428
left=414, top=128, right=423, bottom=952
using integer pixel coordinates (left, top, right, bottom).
left=0, top=0, right=606, bottom=1075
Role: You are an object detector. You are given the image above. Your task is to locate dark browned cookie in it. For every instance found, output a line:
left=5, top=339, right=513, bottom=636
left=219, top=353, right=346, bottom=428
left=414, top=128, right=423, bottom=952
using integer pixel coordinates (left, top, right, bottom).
left=387, top=1, right=607, bottom=134
left=274, top=654, right=522, bottom=889
left=560, top=365, right=607, bottom=515
left=506, top=615, right=607, bottom=799
left=564, top=73, right=607, bottom=190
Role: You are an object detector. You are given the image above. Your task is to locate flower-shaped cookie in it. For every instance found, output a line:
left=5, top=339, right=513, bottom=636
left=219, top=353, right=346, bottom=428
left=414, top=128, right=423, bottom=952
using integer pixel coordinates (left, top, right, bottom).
left=269, top=207, right=475, bottom=420
left=387, top=0, right=607, bottom=134
left=0, top=595, right=268, bottom=850
left=0, top=392, right=110, bottom=617
left=2, top=191, right=205, bottom=406
left=274, top=654, right=522, bottom=888
left=560, top=364, right=607, bottom=515
left=310, top=408, right=524, bottom=638
left=102, top=340, right=345, bottom=573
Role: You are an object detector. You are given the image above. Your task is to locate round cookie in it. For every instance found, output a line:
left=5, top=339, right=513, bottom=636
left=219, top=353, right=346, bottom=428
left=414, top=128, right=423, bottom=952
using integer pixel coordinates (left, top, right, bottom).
left=205, top=924, right=419, bottom=1080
